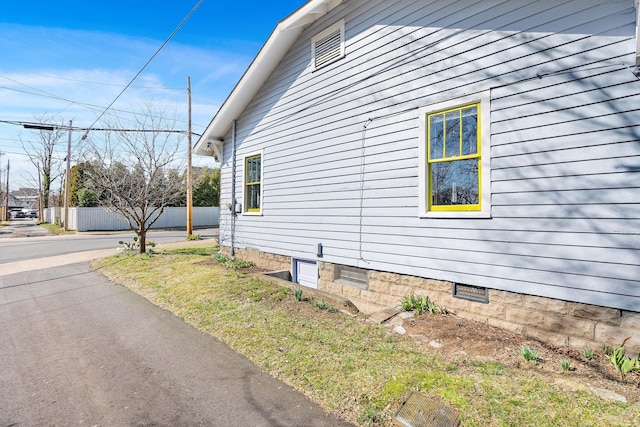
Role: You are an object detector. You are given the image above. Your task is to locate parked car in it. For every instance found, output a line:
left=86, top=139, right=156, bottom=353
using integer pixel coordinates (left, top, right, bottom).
left=13, top=210, right=26, bottom=218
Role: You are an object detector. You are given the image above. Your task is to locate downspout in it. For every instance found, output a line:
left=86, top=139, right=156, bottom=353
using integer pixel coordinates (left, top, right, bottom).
left=230, top=119, right=237, bottom=257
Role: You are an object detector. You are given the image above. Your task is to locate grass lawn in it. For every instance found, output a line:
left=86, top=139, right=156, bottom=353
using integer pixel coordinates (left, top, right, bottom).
left=38, top=222, right=75, bottom=234
left=92, top=245, right=640, bottom=427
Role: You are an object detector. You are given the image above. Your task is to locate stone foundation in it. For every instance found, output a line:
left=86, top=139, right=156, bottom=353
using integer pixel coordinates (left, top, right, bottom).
left=221, top=247, right=291, bottom=271
left=225, top=248, right=640, bottom=354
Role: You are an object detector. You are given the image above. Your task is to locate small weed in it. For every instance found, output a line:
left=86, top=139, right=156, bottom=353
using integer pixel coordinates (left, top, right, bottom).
left=314, top=299, right=334, bottom=312
left=359, top=404, right=384, bottom=425
left=213, top=252, right=255, bottom=270
left=520, top=346, right=540, bottom=365
left=186, top=233, right=202, bottom=241
left=561, top=359, right=570, bottom=374
left=294, top=288, right=303, bottom=301
left=213, top=251, right=227, bottom=263
left=580, top=348, right=594, bottom=360
left=118, top=236, right=155, bottom=253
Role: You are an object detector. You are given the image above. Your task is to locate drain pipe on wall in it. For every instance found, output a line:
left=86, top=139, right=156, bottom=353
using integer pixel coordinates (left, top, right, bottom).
left=230, top=119, right=237, bottom=258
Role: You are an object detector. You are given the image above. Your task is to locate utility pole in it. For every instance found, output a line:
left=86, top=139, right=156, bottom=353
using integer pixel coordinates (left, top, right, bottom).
left=4, top=159, right=9, bottom=221
left=64, top=120, right=72, bottom=231
left=37, top=162, right=43, bottom=221
left=186, top=76, right=193, bottom=237
left=0, top=151, right=3, bottom=221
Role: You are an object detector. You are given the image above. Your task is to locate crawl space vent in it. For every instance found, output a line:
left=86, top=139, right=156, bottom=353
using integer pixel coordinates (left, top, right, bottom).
left=453, top=283, right=488, bottom=303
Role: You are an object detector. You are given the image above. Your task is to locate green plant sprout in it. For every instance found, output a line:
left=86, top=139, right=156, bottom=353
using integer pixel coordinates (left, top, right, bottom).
left=604, top=337, right=640, bottom=380
left=580, top=348, right=594, bottom=360
left=520, top=345, right=540, bottom=365
left=400, top=294, right=444, bottom=315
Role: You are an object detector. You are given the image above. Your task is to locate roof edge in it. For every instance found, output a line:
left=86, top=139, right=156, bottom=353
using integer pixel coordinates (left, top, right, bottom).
left=194, top=0, right=343, bottom=158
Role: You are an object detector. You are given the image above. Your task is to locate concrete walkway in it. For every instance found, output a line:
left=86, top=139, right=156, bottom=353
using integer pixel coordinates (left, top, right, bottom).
left=0, top=218, right=51, bottom=238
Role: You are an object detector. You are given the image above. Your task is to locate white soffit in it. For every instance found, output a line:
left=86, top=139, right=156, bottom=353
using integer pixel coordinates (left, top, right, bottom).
left=636, top=0, right=640, bottom=66
left=195, top=0, right=344, bottom=158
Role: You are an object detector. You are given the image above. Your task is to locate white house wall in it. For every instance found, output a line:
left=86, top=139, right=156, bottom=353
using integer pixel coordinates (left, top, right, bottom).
left=218, top=0, right=640, bottom=311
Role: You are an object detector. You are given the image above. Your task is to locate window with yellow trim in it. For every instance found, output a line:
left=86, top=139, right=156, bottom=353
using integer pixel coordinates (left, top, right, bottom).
left=427, top=103, right=481, bottom=211
left=244, top=154, right=261, bottom=213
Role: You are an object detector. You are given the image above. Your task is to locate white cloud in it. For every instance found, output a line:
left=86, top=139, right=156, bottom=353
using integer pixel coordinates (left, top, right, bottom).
left=0, top=23, right=252, bottom=189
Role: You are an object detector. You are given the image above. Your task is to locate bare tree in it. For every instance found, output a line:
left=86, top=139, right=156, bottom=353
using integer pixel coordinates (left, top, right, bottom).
left=21, top=115, right=69, bottom=208
left=86, top=100, right=185, bottom=253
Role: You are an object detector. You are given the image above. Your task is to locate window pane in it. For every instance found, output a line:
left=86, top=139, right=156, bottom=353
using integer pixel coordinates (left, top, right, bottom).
left=246, top=156, right=261, bottom=183
left=248, top=184, right=260, bottom=210
left=430, top=159, right=479, bottom=206
left=445, top=110, right=460, bottom=158
left=461, top=106, right=478, bottom=156
left=429, top=114, right=444, bottom=160
left=253, top=157, right=262, bottom=182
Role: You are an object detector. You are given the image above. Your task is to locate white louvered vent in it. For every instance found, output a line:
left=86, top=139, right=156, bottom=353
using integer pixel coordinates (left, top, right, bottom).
left=312, top=20, right=345, bottom=70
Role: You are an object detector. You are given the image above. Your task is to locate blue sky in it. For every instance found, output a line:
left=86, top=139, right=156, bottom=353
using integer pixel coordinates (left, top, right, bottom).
left=0, top=0, right=307, bottom=190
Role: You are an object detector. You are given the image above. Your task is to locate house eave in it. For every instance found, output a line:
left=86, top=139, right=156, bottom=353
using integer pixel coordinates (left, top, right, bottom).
left=194, top=0, right=343, bottom=159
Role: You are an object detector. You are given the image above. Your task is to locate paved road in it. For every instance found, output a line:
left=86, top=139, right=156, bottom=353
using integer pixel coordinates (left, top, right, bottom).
left=0, top=218, right=220, bottom=264
left=0, top=222, right=353, bottom=426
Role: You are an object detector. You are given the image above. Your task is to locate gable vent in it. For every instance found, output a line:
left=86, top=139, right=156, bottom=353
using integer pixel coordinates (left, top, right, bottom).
left=312, top=20, right=344, bottom=70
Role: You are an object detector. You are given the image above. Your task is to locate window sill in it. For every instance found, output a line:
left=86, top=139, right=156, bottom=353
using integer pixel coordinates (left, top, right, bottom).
left=242, top=211, right=263, bottom=217
left=420, top=211, right=491, bottom=219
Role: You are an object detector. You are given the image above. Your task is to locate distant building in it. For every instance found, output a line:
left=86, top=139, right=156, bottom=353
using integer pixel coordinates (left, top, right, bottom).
left=11, top=188, right=39, bottom=209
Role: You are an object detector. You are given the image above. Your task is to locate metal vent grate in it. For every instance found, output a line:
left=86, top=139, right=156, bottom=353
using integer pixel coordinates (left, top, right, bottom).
left=312, top=21, right=344, bottom=69
left=453, top=283, right=488, bottom=303
left=314, top=30, right=341, bottom=67
left=392, top=391, right=460, bottom=427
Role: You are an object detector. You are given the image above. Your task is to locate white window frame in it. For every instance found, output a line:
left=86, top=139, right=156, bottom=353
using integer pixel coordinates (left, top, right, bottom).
left=242, top=149, right=264, bottom=216
left=311, top=19, right=345, bottom=70
left=418, top=91, right=491, bottom=219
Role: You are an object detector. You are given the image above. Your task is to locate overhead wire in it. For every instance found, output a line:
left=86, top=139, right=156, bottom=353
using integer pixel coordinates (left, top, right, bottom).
left=0, top=83, right=206, bottom=133
left=81, top=0, right=204, bottom=140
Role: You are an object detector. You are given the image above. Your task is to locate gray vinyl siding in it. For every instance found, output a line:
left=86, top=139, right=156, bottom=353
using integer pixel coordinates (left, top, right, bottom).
left=218, top=0, right=640, bottom=311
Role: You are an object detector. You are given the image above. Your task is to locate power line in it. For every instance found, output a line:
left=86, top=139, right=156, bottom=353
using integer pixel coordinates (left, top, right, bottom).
left=0, top=84, right=204, bottom=129
left=0, top=119, right=202, bottom=136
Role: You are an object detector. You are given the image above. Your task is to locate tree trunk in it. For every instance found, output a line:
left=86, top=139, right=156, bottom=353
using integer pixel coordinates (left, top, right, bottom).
left=138, top=229, right=146, bottom=254
left=42, top=169, right=51, bottom=209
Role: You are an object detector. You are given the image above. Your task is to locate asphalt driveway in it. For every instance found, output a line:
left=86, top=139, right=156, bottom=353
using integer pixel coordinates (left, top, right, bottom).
left=0, top=231, right=353, bottom=426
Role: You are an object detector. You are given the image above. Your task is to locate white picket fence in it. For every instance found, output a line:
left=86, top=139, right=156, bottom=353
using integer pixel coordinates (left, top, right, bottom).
left=43, top=207, right=219, bottom=232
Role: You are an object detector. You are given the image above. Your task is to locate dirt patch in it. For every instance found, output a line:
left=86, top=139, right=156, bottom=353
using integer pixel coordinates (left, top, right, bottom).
left=215, top=262, right=640, bottom=403
left=398, top=311, right=640, bottom=402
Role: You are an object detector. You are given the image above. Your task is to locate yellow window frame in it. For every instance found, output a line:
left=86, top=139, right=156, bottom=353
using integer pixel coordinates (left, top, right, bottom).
left=244, top=154, right=261, bottom=213
left=427, top=102, right=482, bottom=212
